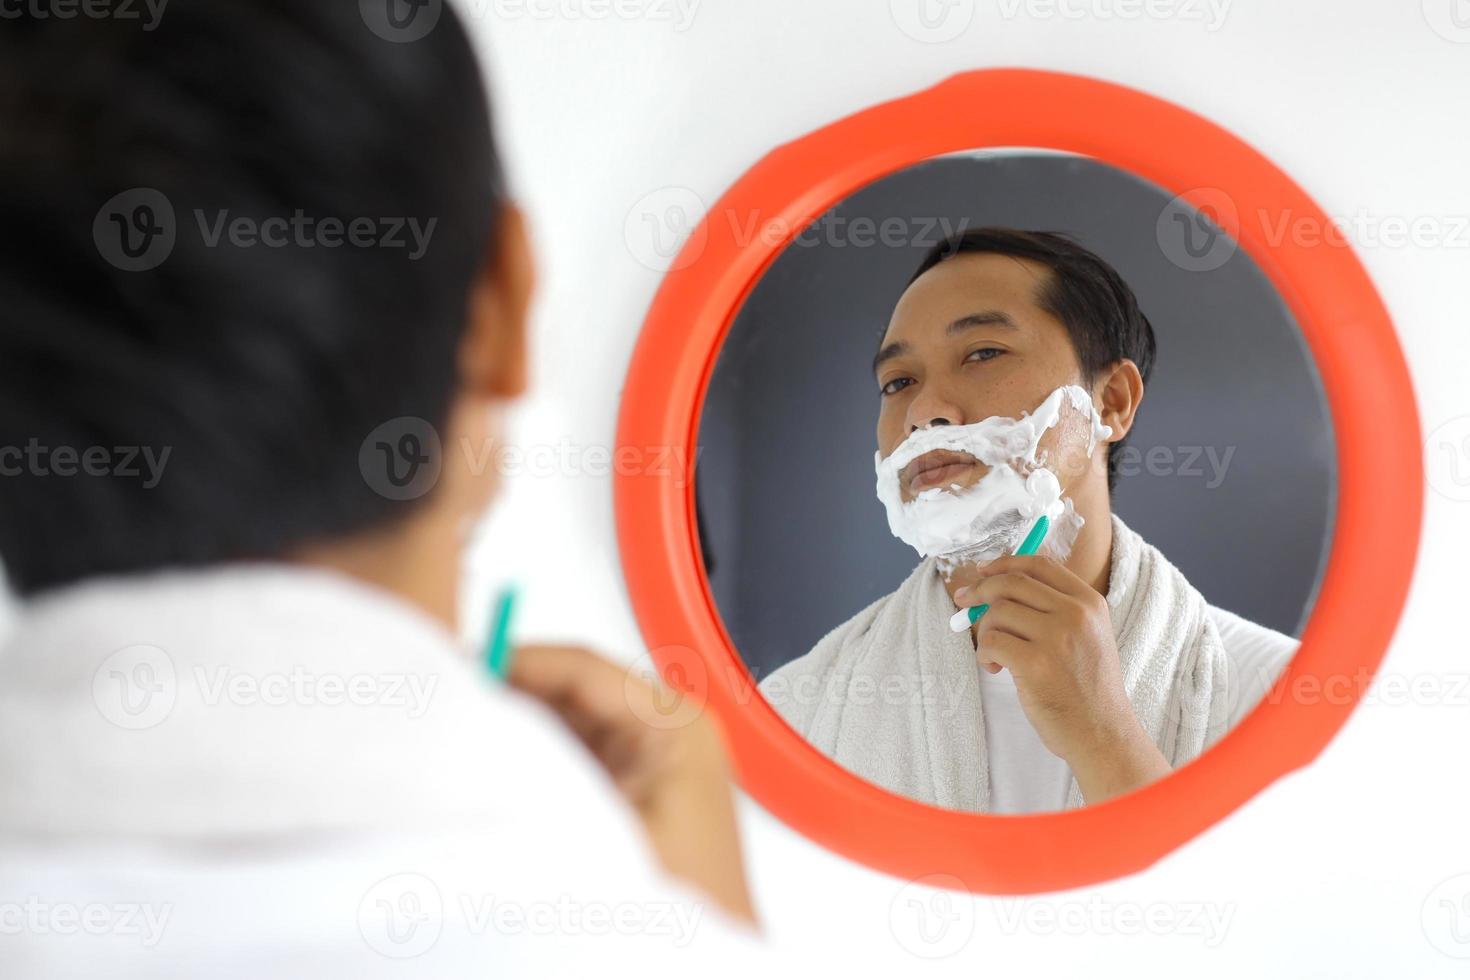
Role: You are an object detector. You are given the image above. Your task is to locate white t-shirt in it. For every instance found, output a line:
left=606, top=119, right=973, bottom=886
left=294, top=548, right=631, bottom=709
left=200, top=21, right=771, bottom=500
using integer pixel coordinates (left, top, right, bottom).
left=978, top=604, right=1298, bottom=814
left=0, top=565, right=766, bottom=977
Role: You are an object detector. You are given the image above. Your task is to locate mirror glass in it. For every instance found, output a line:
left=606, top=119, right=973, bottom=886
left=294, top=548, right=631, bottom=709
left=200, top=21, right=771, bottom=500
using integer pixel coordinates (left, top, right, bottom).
left=694, top=151, right=1335, bottom=814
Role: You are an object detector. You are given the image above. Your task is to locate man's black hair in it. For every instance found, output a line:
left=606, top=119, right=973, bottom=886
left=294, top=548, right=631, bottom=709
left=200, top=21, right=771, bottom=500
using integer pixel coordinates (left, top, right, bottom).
left=0, top=2, right=504, bottom=595
left=906, top=228, right=1157, bottom=492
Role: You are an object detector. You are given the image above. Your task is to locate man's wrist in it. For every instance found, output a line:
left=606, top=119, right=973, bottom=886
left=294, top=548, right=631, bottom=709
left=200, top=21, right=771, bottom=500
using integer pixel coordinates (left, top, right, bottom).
left=1069, top=717, right=1171, bottom=805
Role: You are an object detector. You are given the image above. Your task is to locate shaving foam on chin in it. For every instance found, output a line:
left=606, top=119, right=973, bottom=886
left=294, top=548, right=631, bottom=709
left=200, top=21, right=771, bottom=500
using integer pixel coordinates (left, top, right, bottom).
left=873, top=384, right=1111, bottom=568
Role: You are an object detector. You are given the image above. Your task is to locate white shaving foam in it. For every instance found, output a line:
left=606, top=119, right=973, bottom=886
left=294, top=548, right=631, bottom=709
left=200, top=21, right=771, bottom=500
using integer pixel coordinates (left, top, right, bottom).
left=873, top=384, right=1112, bottom=569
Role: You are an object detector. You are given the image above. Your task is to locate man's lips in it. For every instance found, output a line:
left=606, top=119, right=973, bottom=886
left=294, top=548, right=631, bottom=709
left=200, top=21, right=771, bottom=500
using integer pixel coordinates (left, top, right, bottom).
left=901, top=450, right=978, bottom=495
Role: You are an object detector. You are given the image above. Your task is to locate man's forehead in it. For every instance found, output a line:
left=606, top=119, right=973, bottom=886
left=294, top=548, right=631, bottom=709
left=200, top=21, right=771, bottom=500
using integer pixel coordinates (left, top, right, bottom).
left=882, top=253, right=1050, bottom=345
left=903, top=252, right=1049, bottom=313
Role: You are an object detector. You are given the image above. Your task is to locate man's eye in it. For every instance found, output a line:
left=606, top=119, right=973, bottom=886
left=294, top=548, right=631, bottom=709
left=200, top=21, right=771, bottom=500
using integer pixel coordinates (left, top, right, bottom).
left=967, top=347, right=1004, bottom=363
left=880, top=377, right=914, bottom=397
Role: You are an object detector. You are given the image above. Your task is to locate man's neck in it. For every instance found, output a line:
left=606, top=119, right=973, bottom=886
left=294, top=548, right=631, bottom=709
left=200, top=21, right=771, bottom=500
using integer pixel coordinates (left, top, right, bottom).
left=1066, top=490, right=1115, bottom=597
left=290, top=511, right=463, bottom=632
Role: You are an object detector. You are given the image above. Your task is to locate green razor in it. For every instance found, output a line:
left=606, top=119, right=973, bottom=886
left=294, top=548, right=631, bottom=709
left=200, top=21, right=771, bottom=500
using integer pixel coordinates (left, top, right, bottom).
left=949, top=514, right=1050, bottom=632
left=483, top=582, right=519, bottom=681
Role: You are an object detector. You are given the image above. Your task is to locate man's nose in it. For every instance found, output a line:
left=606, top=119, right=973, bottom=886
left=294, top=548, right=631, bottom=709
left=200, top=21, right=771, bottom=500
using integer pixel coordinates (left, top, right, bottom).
left=906, top=387, right=966, bottom=433
left=911, top=416, right=953, bottom=433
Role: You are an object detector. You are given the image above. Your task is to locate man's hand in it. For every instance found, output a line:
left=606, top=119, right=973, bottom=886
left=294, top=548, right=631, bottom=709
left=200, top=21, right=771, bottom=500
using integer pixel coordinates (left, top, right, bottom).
left=953, top=555, right=1171, bottom=804
left=508, top=644, right=756, bottom=925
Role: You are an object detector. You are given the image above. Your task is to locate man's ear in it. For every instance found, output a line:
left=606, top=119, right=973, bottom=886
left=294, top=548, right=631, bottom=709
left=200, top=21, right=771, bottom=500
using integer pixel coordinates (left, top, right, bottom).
left=1096, top=358, right=1144, bottom=446
left=460, top=202, right=535, bottom=400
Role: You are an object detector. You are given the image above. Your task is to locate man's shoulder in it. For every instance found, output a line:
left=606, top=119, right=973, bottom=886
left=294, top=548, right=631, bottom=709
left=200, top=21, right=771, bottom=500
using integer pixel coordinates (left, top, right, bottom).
left=1206, top=604, right=1299, bottom=666
left=758, top=574, right=911, bottom=687
left=1205, top=603, right=1300, bottom=727
left=757, top=636, right=838, bottom=723
left=756, top=575, right=912, bottom=728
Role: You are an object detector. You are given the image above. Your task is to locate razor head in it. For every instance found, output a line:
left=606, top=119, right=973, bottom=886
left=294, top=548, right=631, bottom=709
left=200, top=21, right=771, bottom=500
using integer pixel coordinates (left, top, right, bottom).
left=937, top=509, right=1029, bottom=567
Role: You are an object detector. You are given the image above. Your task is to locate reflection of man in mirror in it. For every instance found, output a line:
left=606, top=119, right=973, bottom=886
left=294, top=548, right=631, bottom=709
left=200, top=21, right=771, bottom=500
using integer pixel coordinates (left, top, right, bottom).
left=759, top=228, right=1297, bottom=814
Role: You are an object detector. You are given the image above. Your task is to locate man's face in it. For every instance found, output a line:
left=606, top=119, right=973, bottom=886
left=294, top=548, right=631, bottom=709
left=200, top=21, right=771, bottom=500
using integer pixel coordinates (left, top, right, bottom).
left=873, top=251, right=1099, bottom=503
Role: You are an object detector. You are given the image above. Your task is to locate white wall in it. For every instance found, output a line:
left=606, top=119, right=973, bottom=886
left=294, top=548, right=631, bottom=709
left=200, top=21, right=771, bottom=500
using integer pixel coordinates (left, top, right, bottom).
left=462, top=0, right=1470, bottom=973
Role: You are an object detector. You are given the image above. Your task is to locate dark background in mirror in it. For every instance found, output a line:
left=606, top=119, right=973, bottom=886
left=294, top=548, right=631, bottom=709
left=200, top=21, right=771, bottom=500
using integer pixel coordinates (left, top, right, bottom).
left=695, top=153, right=1335, bottom=680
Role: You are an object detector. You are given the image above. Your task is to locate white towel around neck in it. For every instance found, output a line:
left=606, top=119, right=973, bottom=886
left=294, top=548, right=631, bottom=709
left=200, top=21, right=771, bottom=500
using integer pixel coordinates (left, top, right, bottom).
left=759, top=513, right=1231, bottom=812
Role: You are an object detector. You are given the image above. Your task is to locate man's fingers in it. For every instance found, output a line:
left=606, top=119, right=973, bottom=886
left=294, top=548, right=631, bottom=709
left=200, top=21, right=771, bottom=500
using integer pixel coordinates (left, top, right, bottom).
left=974, top=553, right=1093, bottom=599
left=509, top=643, right=618, bottom=694
left=976, top=599, right=1047, bottom=643
left=507, top=643, right=585, bottom=697
left=955, top=570, right=1061, bottom=613
left=510, top=644, right=643, bottom=720
left=975, top=627, right=1026, bottom=671
left=510, top=645, right=711, bottom=756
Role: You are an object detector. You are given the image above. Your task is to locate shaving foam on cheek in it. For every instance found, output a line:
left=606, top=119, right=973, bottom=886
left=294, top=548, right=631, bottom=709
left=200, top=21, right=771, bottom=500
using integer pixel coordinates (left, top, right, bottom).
left=873, top=384, right=1112, bottom=568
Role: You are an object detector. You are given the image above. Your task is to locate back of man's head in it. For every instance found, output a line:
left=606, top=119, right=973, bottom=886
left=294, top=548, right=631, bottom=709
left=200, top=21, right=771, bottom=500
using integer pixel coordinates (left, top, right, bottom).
left=0, top=1, right=504, bottom=595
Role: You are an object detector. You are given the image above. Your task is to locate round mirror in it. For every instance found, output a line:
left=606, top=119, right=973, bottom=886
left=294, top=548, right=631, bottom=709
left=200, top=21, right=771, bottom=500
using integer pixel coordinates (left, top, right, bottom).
left=695, top=148, right=1334, bottom=815
left=615, top=70, right=1420, bottom=893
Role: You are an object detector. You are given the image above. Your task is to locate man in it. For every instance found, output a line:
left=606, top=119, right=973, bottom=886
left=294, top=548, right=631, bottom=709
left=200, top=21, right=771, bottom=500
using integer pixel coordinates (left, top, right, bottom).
left=761, top=229, right=1297, bottom=814
left=0, top=3, right=762, bottom=974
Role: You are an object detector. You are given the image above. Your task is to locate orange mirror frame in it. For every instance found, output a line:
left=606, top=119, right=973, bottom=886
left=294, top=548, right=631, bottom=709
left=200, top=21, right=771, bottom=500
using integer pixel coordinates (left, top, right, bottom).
left=614, top=68, right=1421, bottom=893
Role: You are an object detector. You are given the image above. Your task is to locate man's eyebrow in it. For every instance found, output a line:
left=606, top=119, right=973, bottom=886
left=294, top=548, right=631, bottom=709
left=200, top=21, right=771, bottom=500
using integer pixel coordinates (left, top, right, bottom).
left=947, top=310, right=1019, bottom=335
left=872, top=339, right=907, bottom=378
left=872, top=311, right=1019, bottom=378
